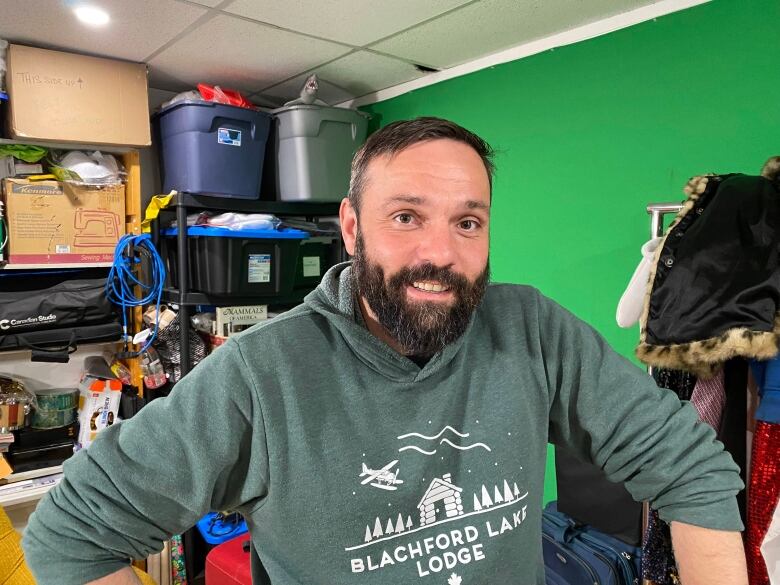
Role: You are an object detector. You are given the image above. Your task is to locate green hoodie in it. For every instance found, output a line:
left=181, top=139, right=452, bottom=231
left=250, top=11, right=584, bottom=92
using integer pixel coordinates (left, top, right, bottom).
left=23, top=262, right=743, bottom=585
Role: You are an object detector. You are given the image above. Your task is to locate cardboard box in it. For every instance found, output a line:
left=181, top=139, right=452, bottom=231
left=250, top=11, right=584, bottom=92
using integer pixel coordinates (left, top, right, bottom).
left=6, top=44, right=150, bottom=146
left=2, top=178, right=125, bottom=264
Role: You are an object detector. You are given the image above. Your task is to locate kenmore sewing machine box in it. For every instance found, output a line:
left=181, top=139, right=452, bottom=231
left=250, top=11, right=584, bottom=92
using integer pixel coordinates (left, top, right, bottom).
left=1, top=178, right=125, bottom=265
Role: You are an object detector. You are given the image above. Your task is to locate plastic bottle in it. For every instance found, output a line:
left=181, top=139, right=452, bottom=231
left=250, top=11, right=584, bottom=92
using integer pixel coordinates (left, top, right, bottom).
left=109, top=358, right=133, bottom=385
left=140, top=347, right=167, bottom=389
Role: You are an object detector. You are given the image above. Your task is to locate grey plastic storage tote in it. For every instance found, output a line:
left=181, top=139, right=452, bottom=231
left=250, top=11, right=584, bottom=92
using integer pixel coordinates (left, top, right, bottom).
left=271, top=105, right=369, bottom=202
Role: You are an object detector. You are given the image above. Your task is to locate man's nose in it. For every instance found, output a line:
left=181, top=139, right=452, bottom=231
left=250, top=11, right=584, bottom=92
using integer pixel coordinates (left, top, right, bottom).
left=415, top=222, right=457, bottom=268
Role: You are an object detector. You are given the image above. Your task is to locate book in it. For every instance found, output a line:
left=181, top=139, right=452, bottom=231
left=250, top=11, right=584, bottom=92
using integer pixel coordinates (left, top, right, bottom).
left=215, top=305, right=268, bottom=337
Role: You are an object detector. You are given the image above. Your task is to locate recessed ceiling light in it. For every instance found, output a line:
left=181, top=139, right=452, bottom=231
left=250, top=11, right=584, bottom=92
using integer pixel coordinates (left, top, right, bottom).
left=74, top=5, right=110, bottom=26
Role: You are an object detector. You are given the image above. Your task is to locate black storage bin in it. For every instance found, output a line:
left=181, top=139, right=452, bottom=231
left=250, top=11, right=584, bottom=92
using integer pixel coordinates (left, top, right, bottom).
left=162, top=226, right=308, bottom=297
left=6, top=440, right=74, bottom=472
left=293, top=236, right=342, bottom=291
left=13, top=422, right=79, bottom=450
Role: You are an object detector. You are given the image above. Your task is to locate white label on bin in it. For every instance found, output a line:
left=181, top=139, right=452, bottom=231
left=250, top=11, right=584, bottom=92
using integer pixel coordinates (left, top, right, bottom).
left=302, top=256, right=321, bottom=278
left=55, top=245, right=71, bottom=254
left=218, top=127, right=242, bottom=146
left=248, top=254, right=271, bottom=283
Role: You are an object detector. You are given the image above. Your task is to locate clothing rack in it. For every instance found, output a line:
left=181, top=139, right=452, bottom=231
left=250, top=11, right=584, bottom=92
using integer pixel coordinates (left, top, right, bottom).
left=642, top=201, right=683, bottom=585
left=646, top=202, right=683, bottom=238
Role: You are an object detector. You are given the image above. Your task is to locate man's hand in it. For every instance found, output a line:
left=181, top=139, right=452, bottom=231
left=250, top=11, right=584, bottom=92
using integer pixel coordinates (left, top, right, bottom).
left=671, top=521, right=748, bottom=585
left=86, top=566, right=142, bottom=585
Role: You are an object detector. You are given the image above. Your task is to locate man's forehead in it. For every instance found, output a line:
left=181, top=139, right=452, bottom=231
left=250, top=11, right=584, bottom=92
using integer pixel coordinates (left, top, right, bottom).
left=380, top=194, right=489, bottom=211
left=372, top=139, right=485, bottom=168
left=363, top=141, right=491, bottom=205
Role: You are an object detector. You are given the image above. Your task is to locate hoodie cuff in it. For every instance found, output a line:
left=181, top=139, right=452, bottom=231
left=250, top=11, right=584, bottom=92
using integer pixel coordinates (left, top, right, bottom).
left=656, top=497, right=744, bottom=532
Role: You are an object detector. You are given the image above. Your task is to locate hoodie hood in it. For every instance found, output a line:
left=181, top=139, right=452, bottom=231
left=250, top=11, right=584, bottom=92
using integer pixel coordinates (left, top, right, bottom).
left=303, top=261, right=474, bottom=383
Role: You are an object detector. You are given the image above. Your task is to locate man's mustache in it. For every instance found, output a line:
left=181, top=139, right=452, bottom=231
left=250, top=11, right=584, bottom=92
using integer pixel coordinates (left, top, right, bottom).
left=388, top=264, right=471, bottom=291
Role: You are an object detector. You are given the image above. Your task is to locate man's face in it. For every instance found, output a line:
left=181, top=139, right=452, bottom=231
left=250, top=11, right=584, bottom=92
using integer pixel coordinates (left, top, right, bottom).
left=346, top=138, right=491, bottom=356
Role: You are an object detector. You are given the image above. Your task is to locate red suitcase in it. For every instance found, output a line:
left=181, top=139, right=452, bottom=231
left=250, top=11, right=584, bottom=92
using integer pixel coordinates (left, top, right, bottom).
left=205, top=533, right=252, bottom=585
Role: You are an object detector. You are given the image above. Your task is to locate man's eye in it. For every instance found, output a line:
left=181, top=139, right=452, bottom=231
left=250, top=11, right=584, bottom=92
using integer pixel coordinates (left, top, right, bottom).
left=395, top=214, right=414, bottom=224
left=460, top=219, right=479, bottom=230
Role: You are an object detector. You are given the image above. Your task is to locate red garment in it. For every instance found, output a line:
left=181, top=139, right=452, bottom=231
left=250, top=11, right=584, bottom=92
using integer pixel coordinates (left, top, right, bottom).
left=748, top=422, right=780, bottom=585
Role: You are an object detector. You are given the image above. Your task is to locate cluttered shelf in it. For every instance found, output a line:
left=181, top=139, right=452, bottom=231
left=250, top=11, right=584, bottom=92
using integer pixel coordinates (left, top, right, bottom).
left=162, top=287, right=309, bottom=308
left=0, top=482, right=56, bottom=507
left=0, top=262, right=113, bottom=270
left=0, top=466, right=63, bottom=507
left=0, top=137, right=135, bottom=155
left=168, top=193, right=341, bottom=216
left=0, top=135, right=144, bottom=384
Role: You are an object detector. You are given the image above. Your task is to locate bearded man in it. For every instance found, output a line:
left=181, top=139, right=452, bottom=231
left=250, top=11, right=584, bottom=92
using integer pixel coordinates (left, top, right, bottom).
left=24, top=118, right=747, bottom=585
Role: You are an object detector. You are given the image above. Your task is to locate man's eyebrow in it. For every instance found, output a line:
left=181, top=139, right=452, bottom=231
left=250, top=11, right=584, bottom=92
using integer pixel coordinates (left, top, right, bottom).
left=466, top=200, right=490, bottom=211
left=383, top=195, right=426, bottom=208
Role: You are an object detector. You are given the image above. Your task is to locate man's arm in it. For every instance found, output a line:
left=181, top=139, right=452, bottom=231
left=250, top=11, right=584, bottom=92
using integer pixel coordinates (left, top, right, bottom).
left=535, top=291, right=744, bottom=526
left=671, top=522, right=748, bottom=585
left=22, top=339, right=269, bottom=585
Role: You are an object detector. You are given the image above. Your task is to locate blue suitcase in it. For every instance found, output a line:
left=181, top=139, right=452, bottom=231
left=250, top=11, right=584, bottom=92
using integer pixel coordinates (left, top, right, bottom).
left=543, top=502, right=641, bottom=585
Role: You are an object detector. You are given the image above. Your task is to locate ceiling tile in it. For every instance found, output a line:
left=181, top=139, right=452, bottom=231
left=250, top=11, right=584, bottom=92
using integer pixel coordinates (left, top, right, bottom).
left=223, top=0, right=473, bottom=46
left=372, top=0, right=657, bottom=69
left=0, top=0, right=207, bottom=63
left=249, top=93, right=287, bottom=109
left=262, top=51, right=426, bottom=104
left=182, top=0, right=223, bottom=6
left=148, top=14, right=351, bottom=94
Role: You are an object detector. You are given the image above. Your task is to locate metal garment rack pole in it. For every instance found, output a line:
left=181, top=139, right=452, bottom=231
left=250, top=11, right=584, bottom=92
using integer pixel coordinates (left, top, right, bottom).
left=647, top=202, right=684, bottom=238
left=642, top=201, right=683, bottom=585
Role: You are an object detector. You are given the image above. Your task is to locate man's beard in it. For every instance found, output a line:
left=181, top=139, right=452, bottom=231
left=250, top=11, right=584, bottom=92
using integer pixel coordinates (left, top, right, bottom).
left=352, top=231, right=489, bottom=357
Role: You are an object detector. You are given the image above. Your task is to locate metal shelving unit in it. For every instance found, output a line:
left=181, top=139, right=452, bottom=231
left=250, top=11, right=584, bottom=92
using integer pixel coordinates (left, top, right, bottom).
left=150, top=193, right=342, bottom=377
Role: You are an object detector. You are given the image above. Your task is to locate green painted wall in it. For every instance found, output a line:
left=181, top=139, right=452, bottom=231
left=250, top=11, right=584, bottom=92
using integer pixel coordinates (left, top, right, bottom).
left=361, top=0, right=780, bottom=504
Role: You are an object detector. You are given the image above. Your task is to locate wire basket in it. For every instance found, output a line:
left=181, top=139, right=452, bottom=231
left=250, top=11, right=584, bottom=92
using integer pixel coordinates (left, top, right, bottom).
left=153, top=313, right=206, bottom=384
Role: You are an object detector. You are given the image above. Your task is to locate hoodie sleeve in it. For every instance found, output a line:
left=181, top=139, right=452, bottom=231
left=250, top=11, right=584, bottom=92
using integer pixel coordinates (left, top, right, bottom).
left=537, top=291, right=744, bottom=531
left=22, top=339, right=269, bottom=585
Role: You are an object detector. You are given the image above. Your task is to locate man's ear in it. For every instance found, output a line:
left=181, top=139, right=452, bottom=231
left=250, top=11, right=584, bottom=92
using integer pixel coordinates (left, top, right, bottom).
left=340, top=197, right=358, bottom=256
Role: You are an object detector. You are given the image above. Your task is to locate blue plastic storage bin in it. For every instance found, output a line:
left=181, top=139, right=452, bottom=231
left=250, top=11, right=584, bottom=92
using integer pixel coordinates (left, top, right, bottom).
left=153, top=100, right=272, bottom=199
left=161, top=226, right=309, bottom=297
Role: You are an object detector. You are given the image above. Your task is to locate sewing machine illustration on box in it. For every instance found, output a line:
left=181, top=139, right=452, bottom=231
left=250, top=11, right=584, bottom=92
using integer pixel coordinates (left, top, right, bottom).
left=73, top=208, right=121, bottom=248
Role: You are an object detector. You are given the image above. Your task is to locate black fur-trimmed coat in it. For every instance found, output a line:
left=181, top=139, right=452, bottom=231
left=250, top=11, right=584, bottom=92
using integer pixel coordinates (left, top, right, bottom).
left=637, top=160, right=780, bottom=378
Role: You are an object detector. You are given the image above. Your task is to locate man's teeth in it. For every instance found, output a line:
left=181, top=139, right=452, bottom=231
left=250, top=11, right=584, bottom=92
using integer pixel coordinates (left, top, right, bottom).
left=412, top=281, right=450, bottom=292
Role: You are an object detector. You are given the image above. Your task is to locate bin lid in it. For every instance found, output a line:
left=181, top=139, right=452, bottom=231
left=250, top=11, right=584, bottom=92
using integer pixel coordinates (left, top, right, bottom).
left=162, top=226, right=310, bottom=239
left=271, top=103, right=370, bottom=118
left=153, top=99, right=272, bottom=120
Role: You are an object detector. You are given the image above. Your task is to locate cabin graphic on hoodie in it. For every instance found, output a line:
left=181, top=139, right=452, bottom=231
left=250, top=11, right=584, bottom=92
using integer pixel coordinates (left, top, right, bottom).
left=346, top=423, right=529, bottom=580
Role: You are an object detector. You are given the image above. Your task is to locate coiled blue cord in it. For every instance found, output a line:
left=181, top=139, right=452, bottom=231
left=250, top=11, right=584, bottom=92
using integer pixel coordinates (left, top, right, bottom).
left=106, top=233, right=166, bottom=354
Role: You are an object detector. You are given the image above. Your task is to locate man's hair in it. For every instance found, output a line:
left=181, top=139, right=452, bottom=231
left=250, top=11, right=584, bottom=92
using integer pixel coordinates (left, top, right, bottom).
left=347, top=116, right=495, bottom=213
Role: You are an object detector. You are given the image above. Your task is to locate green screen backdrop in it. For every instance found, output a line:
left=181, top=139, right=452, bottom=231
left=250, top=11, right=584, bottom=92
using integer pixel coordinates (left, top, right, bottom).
left=360, top=0, right=780, bottom=504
